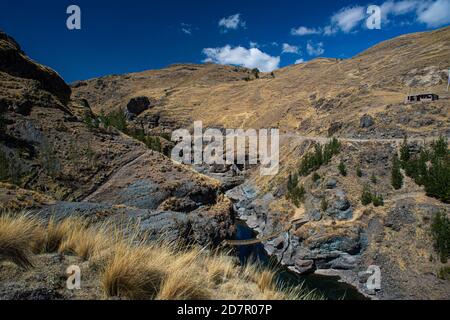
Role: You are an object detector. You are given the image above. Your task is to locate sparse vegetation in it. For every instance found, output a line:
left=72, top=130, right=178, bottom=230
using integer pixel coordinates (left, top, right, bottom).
left=371, top=173, right=377, bottom=184
left=431, top=212, right=450, bottom=263
left=401, top=137, right=449, bottom=203
left=360, top=185, right=383, bottom=207
left=0, top=213, right=317, bottom=300
left=437, top=266, right=450, bottom=280
left=287, top=173, right=305, bottom=207
left=0, top=213, right=43, bottom=269
left=298, top=139, right=341, bottom=177
left=356, top=166, right=362, bottom=178
left=361, top=185, right=373, bottom=206
left=338, top=160, right=347, bottom=177
left=391, top=154, right=403, bottom=190
left=372, top=194, right=384, bottom=207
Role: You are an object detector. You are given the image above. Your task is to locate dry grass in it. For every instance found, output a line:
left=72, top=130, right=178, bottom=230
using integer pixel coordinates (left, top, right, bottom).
left=0, top=212, right=318, bottom=300
left=0, top=213, right=44, bottom=269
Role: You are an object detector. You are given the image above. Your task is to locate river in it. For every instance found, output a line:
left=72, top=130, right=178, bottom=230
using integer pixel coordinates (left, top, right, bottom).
left=234, top=221, right=368, bottom=300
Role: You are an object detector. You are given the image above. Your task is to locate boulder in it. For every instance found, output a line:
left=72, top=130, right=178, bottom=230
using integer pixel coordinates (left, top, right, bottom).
left=360, top=114, right=375, bottom=128
left=294, top=259, right=316, bottom=275
left=126, top=96, right=154, bottom=115
left=325, top=179, right=337, bottom=189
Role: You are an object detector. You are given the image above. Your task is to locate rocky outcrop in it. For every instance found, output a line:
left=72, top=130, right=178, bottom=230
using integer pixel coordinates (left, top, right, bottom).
left=0, top=31, right=70, bottom=105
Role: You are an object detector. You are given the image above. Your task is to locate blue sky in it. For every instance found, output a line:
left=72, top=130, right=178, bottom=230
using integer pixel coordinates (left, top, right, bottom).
left=0, top=0, right=449, bottom=82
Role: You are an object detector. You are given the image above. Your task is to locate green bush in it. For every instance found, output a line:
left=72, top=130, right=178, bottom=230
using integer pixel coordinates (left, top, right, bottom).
left=106, top=110, right=128, bottom=132
left=361, top=185, right=373, bottom=206
left=391, top=154, right=403, bottom=190
left=437, top=266, right=450, bottom=280
left=298, top=139, right=341, bottom=177
left=83, top=110, right=99, bottom=129
left=287, top=173, right=305, bottom=207
left=431, top=212, right=450, bottom=263
left=356, top=166, right=363, bottom=178
left=338, top=160, right=347, bottom=177
left=372, top=194, right=384, bottom=207
left=402, top=137, right=449, bottom=203
left=400, top=137, right=411, bottom=164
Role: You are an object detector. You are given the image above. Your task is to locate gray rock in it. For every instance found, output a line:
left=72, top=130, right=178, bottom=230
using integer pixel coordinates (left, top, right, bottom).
left=126, top=96, right=154, bottom=115
left=325, top=179, right=338, bottom=189
left=294, top=259, right=316, bottom=275
left=309, top=209, right=322, bottom=222
left=360, top=114, right=375, bottom=128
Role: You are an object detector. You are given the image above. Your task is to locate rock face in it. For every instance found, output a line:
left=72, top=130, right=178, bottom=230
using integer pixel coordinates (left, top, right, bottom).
left=0, top=31, right=234, bottom=250
left=126, top=96, right=154, bottom=115
left=360, top=114, right=375, bottom=128
left=0, top=31, right=70, bottom=105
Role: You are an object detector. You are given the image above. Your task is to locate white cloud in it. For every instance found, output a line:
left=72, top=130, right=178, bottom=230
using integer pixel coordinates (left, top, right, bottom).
left=181, top=23, right=193, bottom=35
left=218, top=13, right=246, bottom=31
left=202, top=45, right=280, bottom=72
left=249, top=41, right=259, bottom=48
left=291, top=26, right=321, bottom=36
left=282, top=43, right=300, bottom=54
left=306, top=41, right=325, bottom=56
left=330, top=6, right=366, bottom=33
left=417, top=0, right=450, bottom=27
left=295, top=58, right=305, bottom=64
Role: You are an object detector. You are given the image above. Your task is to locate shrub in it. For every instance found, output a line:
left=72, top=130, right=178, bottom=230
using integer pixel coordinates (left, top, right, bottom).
left=437, top=266, right=450, bottom=280
left=371, top=173, right=377, bottom=184
left=83, top=110, right=99, bottom=129
left=299, top=139, right=341, bottom=177
left=356, top=166, right=362, bottom=178
left=372, top=194, right=384, bottom=207
left=105, top=109, right=127, bottom=132
left=431, top=212, right=450, bottom=263
left=402, top=137, right=449, bottom=203
left=361, top=185, right=373, bottom=206
left=338, top=160, right=347, bottom=177
left=391, top=154, right=403, bottom=190
left=312, top=172, right=321, bottom=182
left=400, top=137, right=411, bottom=164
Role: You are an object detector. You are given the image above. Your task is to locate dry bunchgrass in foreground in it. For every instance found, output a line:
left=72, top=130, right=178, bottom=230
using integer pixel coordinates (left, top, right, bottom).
left=0, top=212, right=320, bottom=300
left=0, top=213, right=44, bottom=269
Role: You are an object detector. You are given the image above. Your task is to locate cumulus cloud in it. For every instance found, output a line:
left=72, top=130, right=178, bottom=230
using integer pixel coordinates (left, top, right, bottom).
left=218, top=13, right=246, bottom=31
left=291, top=26, right=321, bottom=36
left=202, top=45, right=280, bottom=72
left=330, top=6, right=366, bottom=33
left=282, top=43, right=300, bottom=54
left=306, top=41, right=325, bottom=56
left=291, top=1, right=449, bottom=37
left=249, top=41, right=259, bottom=48
left=417, top=0, right=450, bottom=27
left=295, top=58, right=305, bottom=64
